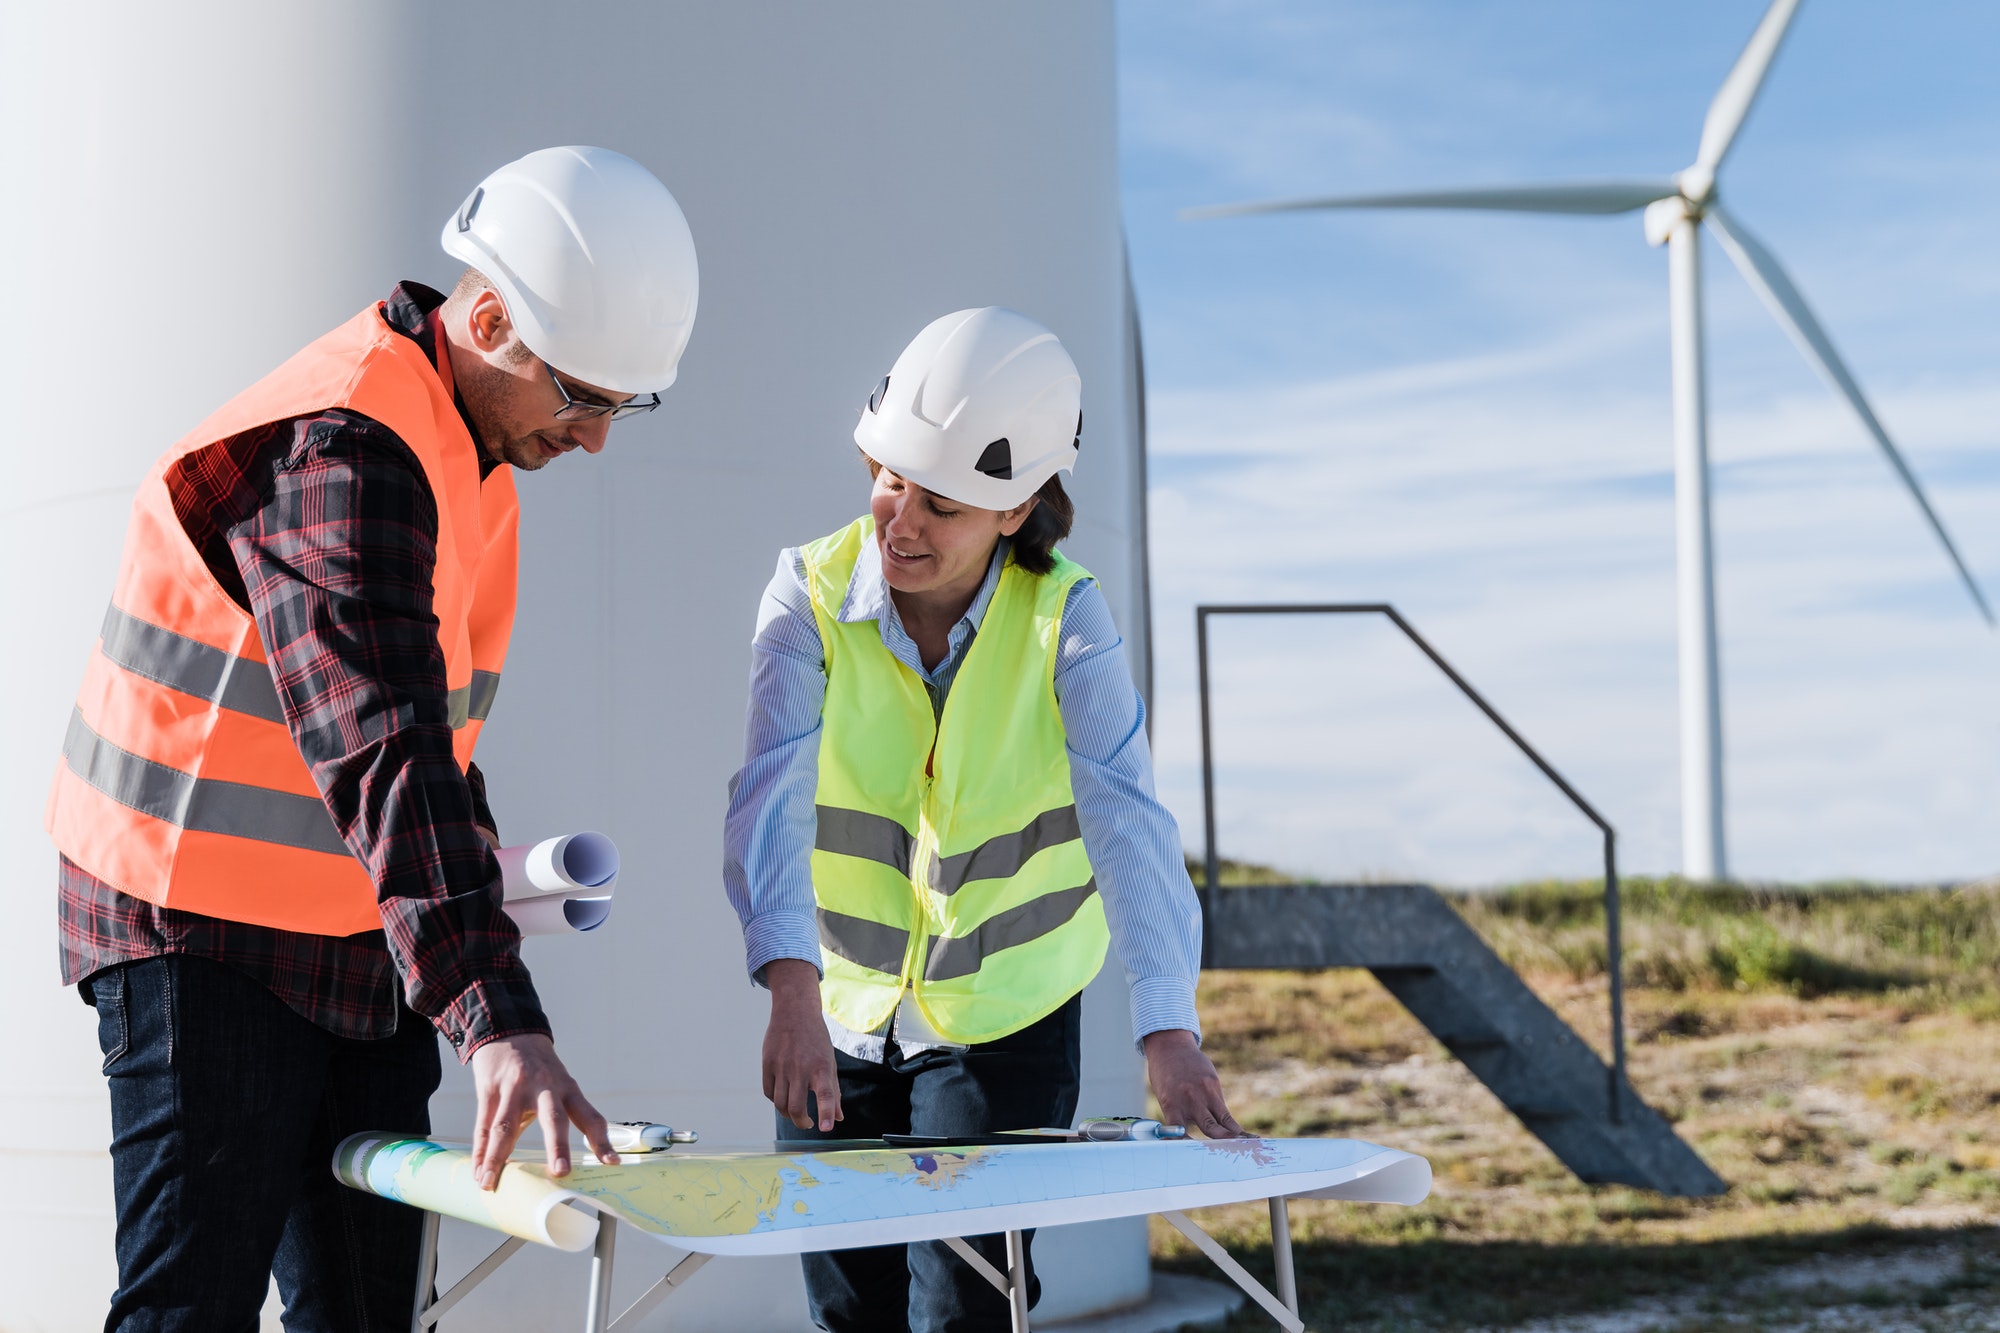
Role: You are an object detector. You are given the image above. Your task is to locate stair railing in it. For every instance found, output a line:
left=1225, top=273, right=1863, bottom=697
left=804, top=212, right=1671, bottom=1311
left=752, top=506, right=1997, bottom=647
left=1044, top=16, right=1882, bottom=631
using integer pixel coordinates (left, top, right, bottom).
left=1194, top=602, right=1626, bottom=1122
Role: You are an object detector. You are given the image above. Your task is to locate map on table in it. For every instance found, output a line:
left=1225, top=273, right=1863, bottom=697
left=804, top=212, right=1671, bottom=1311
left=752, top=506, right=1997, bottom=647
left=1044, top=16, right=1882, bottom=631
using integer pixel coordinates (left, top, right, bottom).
left=333, top=1134, right=1431, bottom=1256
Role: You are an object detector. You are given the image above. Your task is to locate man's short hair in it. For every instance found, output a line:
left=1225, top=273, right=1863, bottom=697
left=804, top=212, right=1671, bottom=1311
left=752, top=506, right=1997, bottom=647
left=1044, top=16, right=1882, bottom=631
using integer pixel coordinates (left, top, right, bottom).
left=451, top=266, right=492, bottom=303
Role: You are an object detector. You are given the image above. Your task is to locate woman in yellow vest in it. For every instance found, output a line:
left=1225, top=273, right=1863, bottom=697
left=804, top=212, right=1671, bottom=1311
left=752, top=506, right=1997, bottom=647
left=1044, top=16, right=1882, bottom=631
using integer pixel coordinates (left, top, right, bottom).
left=724, top=307, right=1243, bottom=1331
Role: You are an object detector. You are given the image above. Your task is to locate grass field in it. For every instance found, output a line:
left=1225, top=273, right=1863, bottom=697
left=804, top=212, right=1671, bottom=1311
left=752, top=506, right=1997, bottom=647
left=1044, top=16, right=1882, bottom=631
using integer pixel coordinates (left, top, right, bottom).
left=1150, top=876, right=2000, bottom=1331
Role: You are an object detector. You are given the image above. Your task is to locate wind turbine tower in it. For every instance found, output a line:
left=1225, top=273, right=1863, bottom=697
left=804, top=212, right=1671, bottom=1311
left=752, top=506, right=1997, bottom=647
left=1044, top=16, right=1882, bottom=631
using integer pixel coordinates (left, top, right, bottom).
left=1190, top=0, right=1992, bottom=880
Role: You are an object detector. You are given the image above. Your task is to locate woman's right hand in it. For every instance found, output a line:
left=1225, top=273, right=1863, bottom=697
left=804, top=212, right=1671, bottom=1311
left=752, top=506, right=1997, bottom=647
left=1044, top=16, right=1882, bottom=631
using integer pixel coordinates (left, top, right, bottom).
left=762, top=958, right=842, bottom=1132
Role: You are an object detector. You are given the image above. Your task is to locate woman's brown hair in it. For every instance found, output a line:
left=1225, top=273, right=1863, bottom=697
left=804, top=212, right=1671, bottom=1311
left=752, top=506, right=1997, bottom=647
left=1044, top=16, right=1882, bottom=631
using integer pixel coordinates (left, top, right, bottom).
left=1007, top=472, right=1074, bottom=576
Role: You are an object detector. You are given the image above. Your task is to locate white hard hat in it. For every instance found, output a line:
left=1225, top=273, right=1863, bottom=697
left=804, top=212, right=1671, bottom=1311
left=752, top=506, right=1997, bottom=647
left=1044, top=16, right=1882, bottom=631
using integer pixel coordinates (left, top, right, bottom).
left=853, top=307, right=1082, bottom=511
left=441, top=146, right=698, bottom=395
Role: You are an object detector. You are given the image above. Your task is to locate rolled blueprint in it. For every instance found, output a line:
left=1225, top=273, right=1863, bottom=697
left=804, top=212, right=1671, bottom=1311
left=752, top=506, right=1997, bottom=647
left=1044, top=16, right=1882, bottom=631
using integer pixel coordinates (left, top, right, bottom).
left=497, top=832, right=618, bottom=901
left=503, top=894, right=614, bottom=937
left=333, top=1135, right=598, bottom=1251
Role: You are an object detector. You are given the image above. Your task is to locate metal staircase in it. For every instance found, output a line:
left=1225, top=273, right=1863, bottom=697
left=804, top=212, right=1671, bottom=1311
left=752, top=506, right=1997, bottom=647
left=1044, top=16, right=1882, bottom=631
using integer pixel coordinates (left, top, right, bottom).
left=1194, top=603, right=1725, bottom=1198
left=1205, top=882, right=1724, bottom=1196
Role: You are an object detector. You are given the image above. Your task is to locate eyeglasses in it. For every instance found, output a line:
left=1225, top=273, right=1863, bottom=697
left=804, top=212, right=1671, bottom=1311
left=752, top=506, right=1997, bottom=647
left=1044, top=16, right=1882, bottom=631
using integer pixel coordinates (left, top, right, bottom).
left=547, top=363, right=660, bottom=422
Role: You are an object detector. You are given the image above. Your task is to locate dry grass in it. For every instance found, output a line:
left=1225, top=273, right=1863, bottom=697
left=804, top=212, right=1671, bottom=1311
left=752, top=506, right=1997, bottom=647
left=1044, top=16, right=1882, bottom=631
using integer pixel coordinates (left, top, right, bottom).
left=1453, top=878, right=2000, bottom=1012
left=1147, top=879, right=2000, bottom=1331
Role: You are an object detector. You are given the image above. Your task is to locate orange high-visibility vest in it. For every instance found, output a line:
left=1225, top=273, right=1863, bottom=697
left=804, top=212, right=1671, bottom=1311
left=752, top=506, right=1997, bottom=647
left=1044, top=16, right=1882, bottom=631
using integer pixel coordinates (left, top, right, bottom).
left=46, top=302, right=519, bottom=937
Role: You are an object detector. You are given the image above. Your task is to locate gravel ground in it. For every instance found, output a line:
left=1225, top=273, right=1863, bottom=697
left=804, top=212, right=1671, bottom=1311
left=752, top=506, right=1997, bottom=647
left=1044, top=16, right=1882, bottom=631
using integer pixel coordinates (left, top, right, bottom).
left=1480, top=1238, right=2000, bottom=1331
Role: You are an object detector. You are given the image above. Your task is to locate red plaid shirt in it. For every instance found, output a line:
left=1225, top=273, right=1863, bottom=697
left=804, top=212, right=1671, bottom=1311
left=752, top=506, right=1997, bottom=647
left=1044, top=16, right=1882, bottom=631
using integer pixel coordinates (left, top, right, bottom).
left=58, top=283, right=549, bottom=1057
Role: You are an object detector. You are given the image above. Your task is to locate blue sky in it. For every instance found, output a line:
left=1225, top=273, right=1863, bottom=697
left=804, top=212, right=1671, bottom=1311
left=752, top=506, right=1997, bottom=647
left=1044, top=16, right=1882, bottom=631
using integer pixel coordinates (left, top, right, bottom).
left=1118, top=1, right=2000, bottom=883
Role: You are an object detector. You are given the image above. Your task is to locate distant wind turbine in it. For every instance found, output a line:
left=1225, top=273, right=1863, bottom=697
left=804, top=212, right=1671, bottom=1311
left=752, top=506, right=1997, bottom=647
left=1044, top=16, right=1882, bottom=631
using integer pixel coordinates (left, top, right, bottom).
left=1186, top=0, right=1992, bottom=882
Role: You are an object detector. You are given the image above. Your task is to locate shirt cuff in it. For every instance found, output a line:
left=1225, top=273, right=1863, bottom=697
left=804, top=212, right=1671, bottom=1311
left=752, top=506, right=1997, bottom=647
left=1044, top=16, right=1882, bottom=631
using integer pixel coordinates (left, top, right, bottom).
left=438, top=976, right=552, bottom=1063
left=1129, top=976, right=1202, bottom=1048
left=464, top=761, right=497, bottom=839
left=745, top=912, right=824, bottom=988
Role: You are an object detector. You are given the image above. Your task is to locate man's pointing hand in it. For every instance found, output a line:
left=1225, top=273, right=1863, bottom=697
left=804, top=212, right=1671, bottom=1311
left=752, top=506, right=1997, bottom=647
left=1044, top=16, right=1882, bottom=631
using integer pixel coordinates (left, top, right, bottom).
left=468, top=1033, right=618, bottom=1189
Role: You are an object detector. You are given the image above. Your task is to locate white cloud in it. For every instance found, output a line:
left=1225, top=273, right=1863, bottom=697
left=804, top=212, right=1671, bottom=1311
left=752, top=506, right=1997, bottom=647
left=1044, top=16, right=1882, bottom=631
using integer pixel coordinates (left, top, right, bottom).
left=1143, top=327, right=2000, bottom=885
left=1119, top=0, right=2000, bottom=886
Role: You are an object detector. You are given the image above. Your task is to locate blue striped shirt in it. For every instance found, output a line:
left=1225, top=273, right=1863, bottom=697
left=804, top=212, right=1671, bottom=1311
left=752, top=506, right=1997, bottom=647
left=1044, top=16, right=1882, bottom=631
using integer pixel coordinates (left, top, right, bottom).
left=722, top=533, right=1203, bottom=1051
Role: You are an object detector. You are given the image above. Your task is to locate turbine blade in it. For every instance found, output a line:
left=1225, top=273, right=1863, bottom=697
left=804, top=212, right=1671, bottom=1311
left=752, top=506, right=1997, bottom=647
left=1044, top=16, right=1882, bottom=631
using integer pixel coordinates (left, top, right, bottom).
left=1182, top=179, right=1680, bottom=221
left=1694, top=0, right=1806, bottom=177
left=1707, top=204, right=1995, bottom=626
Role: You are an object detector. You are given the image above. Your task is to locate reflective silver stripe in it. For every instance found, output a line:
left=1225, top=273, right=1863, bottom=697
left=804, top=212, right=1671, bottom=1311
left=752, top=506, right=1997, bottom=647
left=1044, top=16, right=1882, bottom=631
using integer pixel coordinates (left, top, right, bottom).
left=817, top=907, right=911, bottom=976
left=814, top=806, right=914, bottom=875
left=929, top=805, right=1082, bottom=895
left=467, top=670, right=501, bottom=722
left=62, top=709, right=351, bottom=859
left=923, top=879, right=1099, bottom=983
left=446, top=671, right=503, bottom=730
left=98, top=605, right=285, bottom=724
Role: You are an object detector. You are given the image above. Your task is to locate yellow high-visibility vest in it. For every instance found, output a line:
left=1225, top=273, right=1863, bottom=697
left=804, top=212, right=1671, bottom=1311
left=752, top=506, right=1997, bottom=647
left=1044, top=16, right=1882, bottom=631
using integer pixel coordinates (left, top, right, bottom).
left=802, top=516, right=1110, bottom=1044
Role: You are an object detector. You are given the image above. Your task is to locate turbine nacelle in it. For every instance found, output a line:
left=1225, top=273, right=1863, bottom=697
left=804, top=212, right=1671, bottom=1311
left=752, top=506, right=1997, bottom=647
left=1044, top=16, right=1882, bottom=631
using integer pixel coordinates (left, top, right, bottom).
left=1676, top=163, right=1719, bottom=211
left=1645, top=193, right=1702, bottom=248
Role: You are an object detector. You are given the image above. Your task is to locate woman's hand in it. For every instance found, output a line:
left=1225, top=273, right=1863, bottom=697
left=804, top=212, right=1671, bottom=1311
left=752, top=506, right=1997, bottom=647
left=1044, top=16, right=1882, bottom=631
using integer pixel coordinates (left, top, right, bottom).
left=763, top=959, right=842, bottom=1132
left=1143, top=1028, right=1247, bottom=1139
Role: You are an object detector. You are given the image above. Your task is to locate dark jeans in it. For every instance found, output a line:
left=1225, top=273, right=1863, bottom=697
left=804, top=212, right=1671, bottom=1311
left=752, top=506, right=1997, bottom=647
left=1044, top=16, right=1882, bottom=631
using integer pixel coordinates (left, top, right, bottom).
left=90, top=954, right=441, bottom=1333
left=779, top=996, right=1083, bottom=1333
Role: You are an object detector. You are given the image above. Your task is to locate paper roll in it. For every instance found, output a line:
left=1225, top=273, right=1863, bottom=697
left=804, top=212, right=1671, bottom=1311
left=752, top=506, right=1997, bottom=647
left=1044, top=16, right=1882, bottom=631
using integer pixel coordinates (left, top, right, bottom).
left=503, top=894, right=614, bottom=936
left=497, top=832, right=619, bottom=901
left=332, top=1135, right=598, bottom=1251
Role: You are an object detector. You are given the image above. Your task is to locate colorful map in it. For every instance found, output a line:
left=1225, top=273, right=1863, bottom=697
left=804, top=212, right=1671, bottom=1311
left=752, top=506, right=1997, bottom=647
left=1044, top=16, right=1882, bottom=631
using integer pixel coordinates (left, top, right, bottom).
left=334, top=1134, right=1430, bottom=1256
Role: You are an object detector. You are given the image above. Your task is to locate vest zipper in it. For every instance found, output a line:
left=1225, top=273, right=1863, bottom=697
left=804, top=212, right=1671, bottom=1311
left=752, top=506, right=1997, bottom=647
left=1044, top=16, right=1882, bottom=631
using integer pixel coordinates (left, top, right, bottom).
left=907, top=763, right=938, bottom=1008
left=910, top=639, right=964, bottom=1028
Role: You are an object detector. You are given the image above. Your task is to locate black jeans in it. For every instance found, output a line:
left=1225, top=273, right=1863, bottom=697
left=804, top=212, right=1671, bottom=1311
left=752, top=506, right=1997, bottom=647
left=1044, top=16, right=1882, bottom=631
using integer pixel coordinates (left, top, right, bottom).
left=778, top=995, right=1083, bottom=1333
left=90, top=954, right=441, bottom=1333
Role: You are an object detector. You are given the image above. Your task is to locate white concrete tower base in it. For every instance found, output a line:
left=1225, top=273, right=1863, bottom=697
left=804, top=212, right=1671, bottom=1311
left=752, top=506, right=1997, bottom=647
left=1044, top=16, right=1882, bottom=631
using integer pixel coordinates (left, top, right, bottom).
left=0, top=4, right=1151, bottom=1329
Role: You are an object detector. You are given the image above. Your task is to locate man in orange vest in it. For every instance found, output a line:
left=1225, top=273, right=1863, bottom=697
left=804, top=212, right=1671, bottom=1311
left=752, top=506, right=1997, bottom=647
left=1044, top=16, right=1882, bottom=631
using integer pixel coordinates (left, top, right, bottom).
left=48, top=146, right=698, bottom=1330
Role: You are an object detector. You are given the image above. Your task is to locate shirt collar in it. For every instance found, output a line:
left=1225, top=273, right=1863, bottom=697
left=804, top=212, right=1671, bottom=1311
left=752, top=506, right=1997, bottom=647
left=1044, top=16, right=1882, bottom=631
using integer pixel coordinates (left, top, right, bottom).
left=384, top=281, right=497, bottom=476
left=837, top=532, right=1009, bottom=633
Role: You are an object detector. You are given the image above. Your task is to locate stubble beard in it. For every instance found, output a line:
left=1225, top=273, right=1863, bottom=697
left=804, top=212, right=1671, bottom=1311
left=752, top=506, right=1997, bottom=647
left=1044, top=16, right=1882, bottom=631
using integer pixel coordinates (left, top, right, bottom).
left=497, top=433, right=560, bottom=472
left=458, top=361, right=561, bottom=473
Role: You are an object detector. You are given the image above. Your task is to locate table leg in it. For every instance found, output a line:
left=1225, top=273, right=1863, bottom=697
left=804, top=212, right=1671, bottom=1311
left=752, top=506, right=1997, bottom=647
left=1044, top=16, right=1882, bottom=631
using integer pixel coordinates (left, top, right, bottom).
left=606, top=1250, right=711, bottom=1332
left=943, top=1236, right=1011, bottom=1296
left=1161, top=1210, right=1304, bottom=1333
left=409, top=1211, right=441, bottom=1333
left=585, top=1214, right=619, bottom=1333
left=1268, top=1197, right=1298, bottom=1316
left=420, top=1236, right=527, bottom=1327
left=1004, top=1229, right=1031, bottom=1333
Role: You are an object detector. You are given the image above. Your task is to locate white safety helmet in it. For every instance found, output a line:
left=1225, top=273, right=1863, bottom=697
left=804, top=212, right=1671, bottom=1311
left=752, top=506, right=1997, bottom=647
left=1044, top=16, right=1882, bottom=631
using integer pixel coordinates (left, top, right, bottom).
left=853, top=307, right=1082, bottom=511
left=440, top=146, right=698, bottom=395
